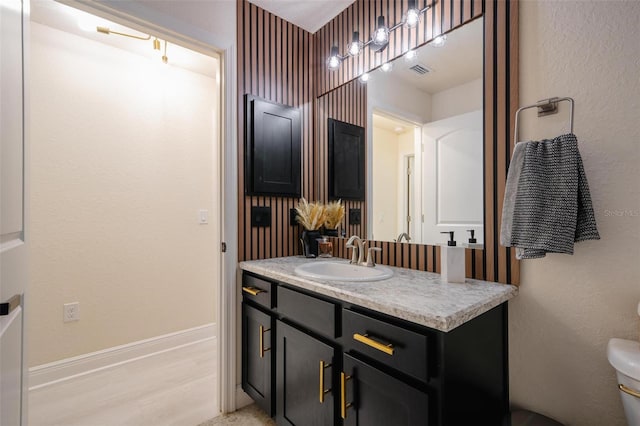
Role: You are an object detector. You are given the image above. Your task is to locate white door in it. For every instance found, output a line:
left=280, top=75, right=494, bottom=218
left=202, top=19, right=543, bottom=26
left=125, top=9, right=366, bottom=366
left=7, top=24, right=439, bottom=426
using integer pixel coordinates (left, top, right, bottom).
left=422, top=110, right=484, bottom=245
left=1, top=0, right=28, bottom=424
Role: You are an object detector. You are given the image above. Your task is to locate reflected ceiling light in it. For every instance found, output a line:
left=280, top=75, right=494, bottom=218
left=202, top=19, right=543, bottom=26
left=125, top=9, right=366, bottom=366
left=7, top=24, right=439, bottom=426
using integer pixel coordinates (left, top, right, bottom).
left=381, top=62, right=393, bottom=72
left=347, top=31, right=363, bottom=56
left=404, top=49, right=417, bottom=61
left=432, top=34, right=447, bottom=47
left=359, top=73, right=370, bottom=83
left=373, top=16, right=389, bottom=46
left=405, top=0, right=421, bottom=28
left=327, top=45, right=342, bottom=70
left=325, top=1, right=434, bottom=70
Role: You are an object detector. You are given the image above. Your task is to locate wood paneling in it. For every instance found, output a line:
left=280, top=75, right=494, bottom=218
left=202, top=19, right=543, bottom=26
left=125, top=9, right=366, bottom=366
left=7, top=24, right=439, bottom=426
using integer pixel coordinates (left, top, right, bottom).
left=237, top=0, right=314, bottom=261
left=238, top=0, right=519, bottom=284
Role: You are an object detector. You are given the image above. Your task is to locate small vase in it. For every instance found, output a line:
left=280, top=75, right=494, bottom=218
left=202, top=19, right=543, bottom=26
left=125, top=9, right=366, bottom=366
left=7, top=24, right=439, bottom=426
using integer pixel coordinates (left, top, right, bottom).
left=301, top=230, right=321, bottom=257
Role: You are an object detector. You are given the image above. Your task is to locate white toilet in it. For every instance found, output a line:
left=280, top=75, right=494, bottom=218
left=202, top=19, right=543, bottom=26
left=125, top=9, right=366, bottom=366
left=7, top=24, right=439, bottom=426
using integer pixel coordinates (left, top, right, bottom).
left=608, top=303, right=640, bottom=426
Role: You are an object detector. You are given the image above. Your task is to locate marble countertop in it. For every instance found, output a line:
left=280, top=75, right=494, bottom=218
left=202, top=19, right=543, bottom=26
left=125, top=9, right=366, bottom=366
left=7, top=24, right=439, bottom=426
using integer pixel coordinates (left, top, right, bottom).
left=238, top=256, right=518, bottom=332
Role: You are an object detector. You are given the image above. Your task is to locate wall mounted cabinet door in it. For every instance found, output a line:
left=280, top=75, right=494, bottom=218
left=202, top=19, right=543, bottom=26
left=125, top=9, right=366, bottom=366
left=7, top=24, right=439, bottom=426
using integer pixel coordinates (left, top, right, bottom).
left=328, top=118, right=365, bottom=200
left=245, top=95, right=301, bottom=197
left=341, top=354, right=429, bottom=426
left=242, top=302, right=274, bottom=416
left=276, top=320, right=335, bottom=426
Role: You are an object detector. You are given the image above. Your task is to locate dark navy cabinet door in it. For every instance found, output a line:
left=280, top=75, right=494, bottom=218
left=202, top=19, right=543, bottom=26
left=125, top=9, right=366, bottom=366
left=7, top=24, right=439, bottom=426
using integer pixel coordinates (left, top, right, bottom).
left=242, top=302, right=274, bottom=416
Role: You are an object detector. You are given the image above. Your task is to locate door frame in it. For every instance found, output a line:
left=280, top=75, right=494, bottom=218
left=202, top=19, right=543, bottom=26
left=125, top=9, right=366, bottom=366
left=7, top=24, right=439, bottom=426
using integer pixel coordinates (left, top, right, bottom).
left=53, top=0, right=238, bottom=414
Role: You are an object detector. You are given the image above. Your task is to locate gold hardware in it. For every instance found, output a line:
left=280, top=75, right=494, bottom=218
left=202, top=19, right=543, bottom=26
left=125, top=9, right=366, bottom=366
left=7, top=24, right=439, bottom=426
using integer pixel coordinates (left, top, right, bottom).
left=340, top=372, right=352, bottom=419
left=153, top=38, right=161, bottom=50
left=353, top=333, right=395, bottom=355
left=242, top=286, right=265, bottom=296
left=319, top=360, right=332, bottom=403
left=619, top=384, right=640, bottom=399
left=259, top=325, right=271, bottom=358
left=96, top=26, right=151, bottom=41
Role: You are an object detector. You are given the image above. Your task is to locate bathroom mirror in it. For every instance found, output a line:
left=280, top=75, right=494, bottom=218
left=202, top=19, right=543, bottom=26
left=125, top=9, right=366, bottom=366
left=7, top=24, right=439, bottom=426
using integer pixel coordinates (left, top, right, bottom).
left=366, top=18, right=484, bottom=246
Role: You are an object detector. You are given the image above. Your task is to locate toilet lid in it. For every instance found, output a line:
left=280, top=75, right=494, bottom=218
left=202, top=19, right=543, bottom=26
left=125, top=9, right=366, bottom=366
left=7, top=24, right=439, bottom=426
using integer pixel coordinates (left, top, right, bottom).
left=608, top=338, right=640, bottom=380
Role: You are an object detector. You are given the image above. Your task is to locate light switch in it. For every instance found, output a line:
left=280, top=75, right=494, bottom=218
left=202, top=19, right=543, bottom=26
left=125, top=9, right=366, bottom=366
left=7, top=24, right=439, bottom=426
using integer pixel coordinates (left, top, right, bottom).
left=199, top=209, right=209, bottom=224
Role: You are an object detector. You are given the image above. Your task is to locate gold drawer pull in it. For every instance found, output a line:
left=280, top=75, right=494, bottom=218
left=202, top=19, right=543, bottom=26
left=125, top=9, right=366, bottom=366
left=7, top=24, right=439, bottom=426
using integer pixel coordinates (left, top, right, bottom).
left=340, top=372, right=352, bottom=419
left=353, top=333, right=395, bottom=355
left=319, top=360, right=332, bottom=403
left=620, top=384, right=640, bottom=399
left=242, top=286, right=266, bottom=296
left=259, top=325, right=271, bottom=358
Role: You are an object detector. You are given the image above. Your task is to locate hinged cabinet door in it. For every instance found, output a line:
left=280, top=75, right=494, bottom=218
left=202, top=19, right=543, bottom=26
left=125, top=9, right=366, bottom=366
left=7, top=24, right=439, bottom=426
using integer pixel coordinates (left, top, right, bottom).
left=276, top=320, right=335, bottom=426
left=242, top=303, right=274, bottom=416
left=341, top=354, right=429, bottom=426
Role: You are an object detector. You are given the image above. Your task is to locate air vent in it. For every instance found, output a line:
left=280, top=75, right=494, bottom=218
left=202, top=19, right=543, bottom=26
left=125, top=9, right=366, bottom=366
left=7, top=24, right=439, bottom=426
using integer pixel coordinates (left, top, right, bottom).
left=409, top=63, right=432, bottom=75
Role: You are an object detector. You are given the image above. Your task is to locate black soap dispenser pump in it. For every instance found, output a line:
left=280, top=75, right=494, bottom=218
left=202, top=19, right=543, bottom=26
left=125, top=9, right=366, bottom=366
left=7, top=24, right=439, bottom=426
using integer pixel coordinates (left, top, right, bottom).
left=467, top=229, right=477, bottom=244
left=440, top=231, right=457, bottom=246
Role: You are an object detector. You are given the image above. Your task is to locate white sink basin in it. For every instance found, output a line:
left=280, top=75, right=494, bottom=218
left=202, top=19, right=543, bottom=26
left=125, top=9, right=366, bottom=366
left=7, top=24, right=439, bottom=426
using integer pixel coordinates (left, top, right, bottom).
left=294, top=261, right=393, bottom=282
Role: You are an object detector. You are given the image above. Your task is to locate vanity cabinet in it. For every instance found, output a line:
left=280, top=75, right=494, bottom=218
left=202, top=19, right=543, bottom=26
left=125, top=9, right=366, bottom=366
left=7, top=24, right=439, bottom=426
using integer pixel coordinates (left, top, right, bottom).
left=240, top=271, right=509, bottom=426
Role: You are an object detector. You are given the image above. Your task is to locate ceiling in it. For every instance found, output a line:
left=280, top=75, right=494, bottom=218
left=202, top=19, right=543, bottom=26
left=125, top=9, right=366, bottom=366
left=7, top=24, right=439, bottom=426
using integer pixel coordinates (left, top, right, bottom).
left=30, top=0, right=218, bottom=79
left=248, top=0, right=355, bottom=33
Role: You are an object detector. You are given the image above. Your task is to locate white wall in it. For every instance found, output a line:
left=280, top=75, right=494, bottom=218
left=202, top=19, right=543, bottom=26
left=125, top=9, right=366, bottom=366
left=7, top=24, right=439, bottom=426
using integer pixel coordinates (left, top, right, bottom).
left=510, top=2, right=640, bottom=425
left=369, top=74, right=432, bottom=124
left=372, top=126, right=399, bottom=242
left=29, top=22, right=218, bottom=366
left=430, top=78, right=482, bottom=122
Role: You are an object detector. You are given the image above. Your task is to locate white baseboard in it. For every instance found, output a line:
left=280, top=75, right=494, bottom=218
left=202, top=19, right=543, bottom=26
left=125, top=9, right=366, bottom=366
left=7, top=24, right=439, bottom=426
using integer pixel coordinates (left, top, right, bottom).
left=29, top=323, right=217, bottom=390
left=235, top=384, right=254, bottom=410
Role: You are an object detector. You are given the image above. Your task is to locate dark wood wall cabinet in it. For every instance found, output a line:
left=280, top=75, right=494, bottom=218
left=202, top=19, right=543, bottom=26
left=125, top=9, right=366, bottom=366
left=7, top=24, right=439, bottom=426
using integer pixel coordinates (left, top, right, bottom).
left=244, top=95, right=302, bottom=197
left=328, top=119, right=365, bottom=201
left=241, top=272, right=509, bottom=425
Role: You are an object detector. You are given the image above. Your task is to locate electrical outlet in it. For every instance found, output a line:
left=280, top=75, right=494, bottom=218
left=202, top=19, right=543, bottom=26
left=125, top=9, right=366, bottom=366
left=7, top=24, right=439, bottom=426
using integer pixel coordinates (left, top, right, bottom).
left=63, top=302, right=80, bottom=322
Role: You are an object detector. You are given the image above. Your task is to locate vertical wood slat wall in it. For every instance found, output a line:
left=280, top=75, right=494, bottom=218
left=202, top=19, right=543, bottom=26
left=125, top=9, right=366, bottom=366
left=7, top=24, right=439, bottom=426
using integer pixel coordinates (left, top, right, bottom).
left=237, top=0, right=314, bottom=261
left=237, top=0, right=519, bottom=284
left=315, top=81, right=367, bottom=238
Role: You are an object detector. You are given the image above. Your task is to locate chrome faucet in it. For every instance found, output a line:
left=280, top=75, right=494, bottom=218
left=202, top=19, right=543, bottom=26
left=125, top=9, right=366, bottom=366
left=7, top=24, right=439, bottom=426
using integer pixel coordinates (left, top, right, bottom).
left=396, top=232, right=412, bottom=243
left=346, top=235, right=366, bottom=265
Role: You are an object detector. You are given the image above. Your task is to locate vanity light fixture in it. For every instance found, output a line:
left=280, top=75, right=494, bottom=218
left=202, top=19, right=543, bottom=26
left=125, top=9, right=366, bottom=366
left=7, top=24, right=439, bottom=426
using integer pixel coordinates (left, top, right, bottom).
left=96, top=26, right=169, bottom=64
left=347, top=31, right=363, bottom=56
left=405, top=0, right=421, bottom=28
left=432, top=34, right=447, bottom=47
left=325, top=0, right=435, bottom=70
left=380, top=62, right=393, bottom=72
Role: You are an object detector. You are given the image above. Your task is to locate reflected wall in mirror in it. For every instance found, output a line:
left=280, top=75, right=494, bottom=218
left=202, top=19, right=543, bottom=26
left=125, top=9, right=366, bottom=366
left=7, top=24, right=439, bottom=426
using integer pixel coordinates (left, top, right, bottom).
left=367, top=18, right=484, bottom=246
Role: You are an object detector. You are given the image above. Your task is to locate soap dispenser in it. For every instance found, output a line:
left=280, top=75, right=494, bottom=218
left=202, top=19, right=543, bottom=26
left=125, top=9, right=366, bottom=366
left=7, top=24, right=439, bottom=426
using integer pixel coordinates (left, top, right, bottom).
left=466, top=229, right=481, bottom=249
left=440, top=231, right=465, bottom=283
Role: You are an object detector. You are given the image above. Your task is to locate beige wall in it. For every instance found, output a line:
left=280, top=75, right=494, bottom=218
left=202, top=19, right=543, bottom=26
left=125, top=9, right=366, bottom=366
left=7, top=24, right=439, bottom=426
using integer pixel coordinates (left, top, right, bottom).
left=430, top=78, right=483, bottom=122
left=29, top=23, right=219, bottom=366
left=372, top=126, right=400, bottom=242
left=510, top=1, right=640, bottom=425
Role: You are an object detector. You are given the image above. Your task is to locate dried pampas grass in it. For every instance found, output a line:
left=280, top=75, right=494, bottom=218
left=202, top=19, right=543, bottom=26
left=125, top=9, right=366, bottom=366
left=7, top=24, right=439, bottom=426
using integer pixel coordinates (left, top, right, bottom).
left=294, top=198, right=326, bottom=231
left=324, top=200, right=345, bottom=230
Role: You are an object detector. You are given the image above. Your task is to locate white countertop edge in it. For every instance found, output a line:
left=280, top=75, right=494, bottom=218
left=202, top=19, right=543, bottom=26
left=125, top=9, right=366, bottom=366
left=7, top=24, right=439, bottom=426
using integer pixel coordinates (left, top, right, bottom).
left=238, top=257, right=518, bottom=332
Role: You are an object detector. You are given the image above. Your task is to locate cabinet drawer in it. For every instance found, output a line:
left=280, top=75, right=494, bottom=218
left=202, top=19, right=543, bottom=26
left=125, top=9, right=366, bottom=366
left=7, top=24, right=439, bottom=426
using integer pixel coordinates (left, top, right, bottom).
left=278, top=286, right=338, bottom=338
left=242, top=274, right=275, bottom=309
left=343, top=309, right=429, bottom=383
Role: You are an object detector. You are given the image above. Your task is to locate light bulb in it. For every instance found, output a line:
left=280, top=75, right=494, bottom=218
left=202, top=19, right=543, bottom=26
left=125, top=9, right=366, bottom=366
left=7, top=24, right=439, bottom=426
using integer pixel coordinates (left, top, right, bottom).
left=432, top=35, right=447, bottom=47
left=359, top=73, right=370, bottom=83
left=373, top=16, right=389, bottom=46
left=327, top=46, right=341, bottom=70
left=347, top=31, right=363, bottom=56
left=381, top=62, right=392, bottom=72
left=405, top=0, right=420, bottom=28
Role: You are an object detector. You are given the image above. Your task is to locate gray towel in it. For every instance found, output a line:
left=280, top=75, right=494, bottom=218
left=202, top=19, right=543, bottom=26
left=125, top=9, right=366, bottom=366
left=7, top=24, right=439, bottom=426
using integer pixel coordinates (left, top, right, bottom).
left=500, top=133, right=600, bottom=259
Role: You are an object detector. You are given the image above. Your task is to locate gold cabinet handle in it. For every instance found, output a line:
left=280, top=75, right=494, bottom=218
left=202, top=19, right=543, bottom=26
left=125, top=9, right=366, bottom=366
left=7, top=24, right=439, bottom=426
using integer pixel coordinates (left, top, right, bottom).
left=340, top=372, right=353, bottom=419
left=319, top=360, right=332, bottom=403
left=620, top=384, right=640, bottom=399
left=242, top=286, right=266, bottom=296
left=353, top=333, right=395, bottom=355
left=259, top=325, right=271, bottom=358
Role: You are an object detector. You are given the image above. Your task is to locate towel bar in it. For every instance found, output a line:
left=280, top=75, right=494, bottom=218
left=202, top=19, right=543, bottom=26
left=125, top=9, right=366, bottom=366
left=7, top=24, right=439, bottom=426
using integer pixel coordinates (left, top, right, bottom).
left=514, top=97, right=574, bottom=147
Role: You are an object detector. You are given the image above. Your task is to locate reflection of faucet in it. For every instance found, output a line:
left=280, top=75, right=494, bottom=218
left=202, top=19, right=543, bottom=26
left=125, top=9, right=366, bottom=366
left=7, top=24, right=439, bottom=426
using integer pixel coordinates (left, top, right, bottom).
left=396, top=232, right=411, bottom=243
left=346, top=235, right=365, bottom=265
